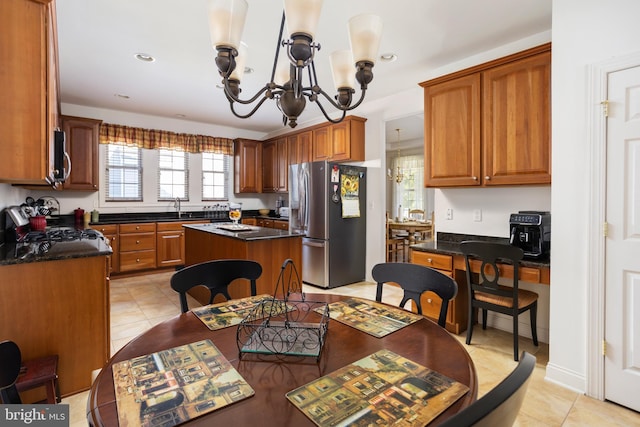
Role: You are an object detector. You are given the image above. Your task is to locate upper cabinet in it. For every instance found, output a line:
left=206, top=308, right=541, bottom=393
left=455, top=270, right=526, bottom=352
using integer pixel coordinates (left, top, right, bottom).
left=0, top=0, right=61, bottom=185
left=234, top=138, right=263, bottom=193
left=421, top=43, right=551, bottom=187
left=312, top=117, right=366, bottom=162
left=61, top=115, right=102, bottom=191
left=262, top=137, right=288, bottom=193
left=234, top=116, right=366, bottom=194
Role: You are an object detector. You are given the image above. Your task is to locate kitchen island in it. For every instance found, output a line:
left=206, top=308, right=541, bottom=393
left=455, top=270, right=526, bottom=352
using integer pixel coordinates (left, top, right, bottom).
left=183, top=223, right=303, bottom=304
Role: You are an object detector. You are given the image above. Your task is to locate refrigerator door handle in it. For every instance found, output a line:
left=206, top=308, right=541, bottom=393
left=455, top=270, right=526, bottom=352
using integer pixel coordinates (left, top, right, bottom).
left=303, top=240, right=325, bottom=248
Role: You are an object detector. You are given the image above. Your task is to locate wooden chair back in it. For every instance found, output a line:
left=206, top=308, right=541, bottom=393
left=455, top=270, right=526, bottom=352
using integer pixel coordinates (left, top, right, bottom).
left=372, top=262, right=458, bottom=327
left=171, top=259, right=262, bottom=312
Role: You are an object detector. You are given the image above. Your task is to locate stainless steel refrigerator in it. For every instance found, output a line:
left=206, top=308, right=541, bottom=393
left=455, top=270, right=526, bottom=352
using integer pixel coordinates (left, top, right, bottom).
left=289, top=161, right=366, bottom=288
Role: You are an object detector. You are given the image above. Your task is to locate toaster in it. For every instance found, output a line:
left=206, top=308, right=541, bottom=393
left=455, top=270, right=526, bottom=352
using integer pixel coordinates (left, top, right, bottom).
left=278, top=207, right=290, bottom=218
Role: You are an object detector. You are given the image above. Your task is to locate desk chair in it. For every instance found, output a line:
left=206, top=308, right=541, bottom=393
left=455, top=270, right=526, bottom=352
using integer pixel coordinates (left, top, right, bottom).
left=372, top=262, right=458, bottom=328
left=171, top=259, right=262, bottom=312
left=460, top=241, right=539, bottom=361
left=0, top=340, right=60, bottom=404
left=439, top=351, right=536, bottom=427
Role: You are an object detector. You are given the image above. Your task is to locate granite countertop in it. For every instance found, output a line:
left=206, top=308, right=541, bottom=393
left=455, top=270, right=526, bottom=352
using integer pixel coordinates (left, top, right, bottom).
left=0, top=235, right=113, bottom=266
left=183, top=223, right=302, bottom=241
left=410, top=232, right=550, bottom=268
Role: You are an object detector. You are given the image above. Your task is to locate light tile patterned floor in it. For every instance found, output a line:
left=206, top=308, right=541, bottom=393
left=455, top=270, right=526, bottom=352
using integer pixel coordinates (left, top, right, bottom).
left=62, top=271, right=640, bottom=426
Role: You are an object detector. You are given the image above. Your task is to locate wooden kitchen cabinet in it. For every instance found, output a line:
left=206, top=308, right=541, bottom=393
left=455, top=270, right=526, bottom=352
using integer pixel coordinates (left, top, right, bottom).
left=61, top=115, right=101, bottom=191
left=287, top=130, right=312, bottom=165
left=156, top=222, right=185, bottom=268
left=95, top=224, right=119, bottom=274
left=421, top=43, right=551, bottom=187
left=234, top=138, right=262, bottom=193
left=311, top=116, right=366, bottom=162
left=262, top=137, right=288, bottom=193
left=118, top=223, right=157, bottom=272
left=411, top=250, right=468, bottom=334
left=482, top=51, right=551, bottom=185
left=0, top=0, right=61, bottom=185
left=0, top=255, right=110, bottom=397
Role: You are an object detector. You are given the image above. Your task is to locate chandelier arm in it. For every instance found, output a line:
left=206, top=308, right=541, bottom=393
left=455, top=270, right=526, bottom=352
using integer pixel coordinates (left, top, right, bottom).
left=313, top=98, right=347, bottom=124
left=270, top=11, right=287, bottom=83
left=229, top=95, right=274, bottom=119
left=223, top=80, right=273, bottom=105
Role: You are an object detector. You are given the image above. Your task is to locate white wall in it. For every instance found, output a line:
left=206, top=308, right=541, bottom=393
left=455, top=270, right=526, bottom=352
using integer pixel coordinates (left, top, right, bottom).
left=547, top=0, right=640, bottom=393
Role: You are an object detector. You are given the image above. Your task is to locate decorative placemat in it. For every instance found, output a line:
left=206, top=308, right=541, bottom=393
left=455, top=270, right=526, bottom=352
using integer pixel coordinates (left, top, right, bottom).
left=112, top=339, right=254, bottom=427
left=318, top=297, right=423, bottom=337
left=286, top=348, right=469, bottom=427
left=192, top=294, right=287, bottom=330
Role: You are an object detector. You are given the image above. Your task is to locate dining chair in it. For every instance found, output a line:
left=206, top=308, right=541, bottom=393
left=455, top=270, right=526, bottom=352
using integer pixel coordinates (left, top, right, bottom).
left=439, top=351, right=536, bottom=427
left=170, top=259, right=262, bottom=312
left=0, top=340, right=60, bottom=404
left=372, top=262, right=458, bottom=328
left=408, top=209, right=425, bottom=220
left=460, top=241, right=539, bottom=361
left=385, top=212, right=406, bottom=262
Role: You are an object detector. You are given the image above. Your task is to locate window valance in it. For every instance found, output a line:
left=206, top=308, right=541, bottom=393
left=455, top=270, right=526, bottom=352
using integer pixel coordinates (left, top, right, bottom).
left=99, top=123, right=233, bottom=155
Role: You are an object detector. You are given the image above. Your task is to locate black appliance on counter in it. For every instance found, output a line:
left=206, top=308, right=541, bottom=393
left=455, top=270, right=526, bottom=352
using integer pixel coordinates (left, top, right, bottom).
left=509, top=211, right=550, bottom=259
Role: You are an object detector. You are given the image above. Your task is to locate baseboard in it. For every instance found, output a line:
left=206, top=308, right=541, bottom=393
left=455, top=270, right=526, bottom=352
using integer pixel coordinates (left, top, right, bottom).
left=545, top=362, right=586, bottom=394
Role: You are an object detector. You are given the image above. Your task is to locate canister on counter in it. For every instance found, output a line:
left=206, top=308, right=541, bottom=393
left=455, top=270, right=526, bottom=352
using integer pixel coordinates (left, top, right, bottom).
left=91, top=209, right=99, bottom=223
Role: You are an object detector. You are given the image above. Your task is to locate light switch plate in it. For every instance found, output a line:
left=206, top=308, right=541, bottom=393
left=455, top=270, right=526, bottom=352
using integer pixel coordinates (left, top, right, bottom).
left=446, top=208, right=453, bottom=220
left=473, top=209, right=482, bottom=222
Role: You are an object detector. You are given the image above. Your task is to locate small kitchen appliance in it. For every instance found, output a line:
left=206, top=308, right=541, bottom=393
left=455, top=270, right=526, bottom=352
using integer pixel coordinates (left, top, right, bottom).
left=509, top=211, right=550, bottom=259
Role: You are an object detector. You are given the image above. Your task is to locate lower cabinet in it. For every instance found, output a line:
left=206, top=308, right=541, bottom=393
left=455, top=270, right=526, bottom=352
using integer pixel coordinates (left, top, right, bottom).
left=411, top=250, right=468, bottom=334
left=95, top=224, right=119, bottom=274
left=119, top=223, right=157, bottom=273
left=156, top=221, right=210, bottom=268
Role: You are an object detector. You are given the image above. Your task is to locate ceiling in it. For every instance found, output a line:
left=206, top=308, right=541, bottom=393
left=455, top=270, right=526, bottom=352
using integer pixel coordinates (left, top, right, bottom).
left=55, top=0, right=551, bottom=140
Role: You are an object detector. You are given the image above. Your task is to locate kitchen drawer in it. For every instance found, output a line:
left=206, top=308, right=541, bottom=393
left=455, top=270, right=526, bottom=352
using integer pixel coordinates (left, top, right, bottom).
left=273, top=220, right=289, bottom=230
left=119, top=223, right=156, bottom=234
left=262, top=219, right=274, bottom=228
left=411, top=251, right=453, bottom=271
left=466, top=259, right=542, bottom=283
left=156, top=222, right=185, bottom=232
left=119, top=250, right=157, bottom=272
left=420, top=291, right=453, bottom=323
left=120, top=233, right=156, bottom=251
left=94, top=224, right=117, bottom=235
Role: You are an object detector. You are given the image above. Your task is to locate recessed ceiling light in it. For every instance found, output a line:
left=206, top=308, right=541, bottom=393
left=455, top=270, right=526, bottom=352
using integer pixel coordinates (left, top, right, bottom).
left=134, top=53, right=155, bottom=62
left=114, top=93, right=130, bottom=99
left=380, top=53, right=397, bottom=63
left=175, top=114, right=186, bottom=118
left=244, top=67, right=254, bottom=74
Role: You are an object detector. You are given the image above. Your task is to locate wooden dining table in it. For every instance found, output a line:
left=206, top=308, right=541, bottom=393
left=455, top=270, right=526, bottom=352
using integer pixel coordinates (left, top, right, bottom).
left=87, top=293, right=477, bottom=426
left=388, top=220, right=434, bottom=244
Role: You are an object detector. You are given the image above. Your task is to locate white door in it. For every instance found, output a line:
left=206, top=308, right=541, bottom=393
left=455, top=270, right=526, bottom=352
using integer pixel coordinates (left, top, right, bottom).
left=604, top=64, right=640, bottom=412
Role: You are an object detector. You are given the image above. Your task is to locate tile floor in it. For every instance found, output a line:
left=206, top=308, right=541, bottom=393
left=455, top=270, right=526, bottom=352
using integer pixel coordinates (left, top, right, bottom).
left=62, top=271, right=640, bottom=426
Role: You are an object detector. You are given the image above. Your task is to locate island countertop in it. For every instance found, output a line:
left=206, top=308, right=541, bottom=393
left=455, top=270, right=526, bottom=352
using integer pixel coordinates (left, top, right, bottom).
left=182, top=222, right=303, bottom=241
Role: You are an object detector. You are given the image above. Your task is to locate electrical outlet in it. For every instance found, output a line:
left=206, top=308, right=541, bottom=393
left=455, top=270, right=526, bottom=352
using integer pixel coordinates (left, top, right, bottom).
left=473, top=209, right=482, bottom=222
left=446, top=208, right=453, bottom=220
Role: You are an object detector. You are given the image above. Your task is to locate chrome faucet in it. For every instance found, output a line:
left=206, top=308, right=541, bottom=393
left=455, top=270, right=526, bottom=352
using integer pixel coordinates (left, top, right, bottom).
left=174, top=197, right=181, bottom=218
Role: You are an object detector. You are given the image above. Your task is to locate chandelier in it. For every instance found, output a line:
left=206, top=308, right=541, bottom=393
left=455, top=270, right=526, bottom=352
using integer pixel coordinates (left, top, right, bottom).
left=387, top=128, right=404, bottom=184
left=208, top=0, right=383, bottom=128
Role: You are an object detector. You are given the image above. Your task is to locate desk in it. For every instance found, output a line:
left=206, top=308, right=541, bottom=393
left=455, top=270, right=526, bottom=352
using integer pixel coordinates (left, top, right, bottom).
left=87, top=294, right=477, bottom=426
left=388, top=220, right=433, bottom=244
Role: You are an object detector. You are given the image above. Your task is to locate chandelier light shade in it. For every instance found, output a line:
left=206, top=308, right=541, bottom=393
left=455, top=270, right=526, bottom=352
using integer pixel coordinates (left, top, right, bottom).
left=208, top=0, right=383, bottom=128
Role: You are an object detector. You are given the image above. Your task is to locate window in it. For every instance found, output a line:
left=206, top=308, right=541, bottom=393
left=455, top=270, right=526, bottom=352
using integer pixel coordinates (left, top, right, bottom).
left=202, top=152, right=229, bottom=200
left=158, top=149, right=188, bottom=200
left=393, top=155, right=425, bottom=215
left=106, top=145, right=142, bottom=201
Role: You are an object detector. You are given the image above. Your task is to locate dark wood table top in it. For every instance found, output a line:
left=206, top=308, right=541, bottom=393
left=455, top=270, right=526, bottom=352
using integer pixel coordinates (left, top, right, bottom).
left=87, top=294, right=477, bottom=426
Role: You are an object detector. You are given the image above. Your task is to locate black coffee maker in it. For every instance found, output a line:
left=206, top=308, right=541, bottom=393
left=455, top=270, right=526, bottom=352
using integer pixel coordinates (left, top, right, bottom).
left=509, top=211, right=551, bottom=259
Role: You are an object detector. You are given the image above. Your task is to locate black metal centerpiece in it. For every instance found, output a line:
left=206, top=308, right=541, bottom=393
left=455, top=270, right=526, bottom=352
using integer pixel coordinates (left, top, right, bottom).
left=236, top=259, right=329, bottom=361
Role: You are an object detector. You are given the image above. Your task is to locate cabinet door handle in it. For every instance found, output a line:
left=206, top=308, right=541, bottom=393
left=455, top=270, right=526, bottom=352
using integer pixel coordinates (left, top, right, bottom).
left=472, top=176, right=478, bottom=181
left=427, top=258, right=433, bottom=263
left=136, top=258, right=140, bottom=262
left=136, top=240, right=140, bottom=244
left=485, top=176, right=491, bottom=180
